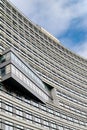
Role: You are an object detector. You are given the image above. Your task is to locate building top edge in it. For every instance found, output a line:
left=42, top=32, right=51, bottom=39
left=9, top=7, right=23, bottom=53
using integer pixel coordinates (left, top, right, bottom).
left=41, top=27, right=60, bottom=44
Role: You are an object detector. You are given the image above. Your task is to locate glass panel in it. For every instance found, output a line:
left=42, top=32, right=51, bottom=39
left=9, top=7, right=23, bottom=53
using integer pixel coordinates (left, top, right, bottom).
left=16, top=107, right=23, bottom=119
left=11, top=64, right=49, bottom=101
left=58, top=126, right=63, bottom=130
left=0, top=53, right=11, bottom=63
left=5, top=121, right=13, bottom=130
left=25, top=111, right=32, bottom=123
left=34, top=116, right=40, bottom=123
left=10, top=52, right=48, bottom=91
left=1, top=67, right=5, bottom=76
left=16, top=125, right=24, bottom=130
left=5, top=125, right=13, bottom=130
left=44, top=120, right=48, bottom=125
left=0, top=55, right=5, bottom=63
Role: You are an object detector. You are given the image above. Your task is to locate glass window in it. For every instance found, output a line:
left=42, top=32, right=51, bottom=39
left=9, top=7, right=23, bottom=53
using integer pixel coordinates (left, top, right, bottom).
left=5, top=103, right=12, bottom=115
left=50, top=122, right=56, bottom=128
left=34, top=116, right=40, bottom=123
left=0, top=3, right=4, bottom=9
left=58, top=126, right=63, bottom=130
left=25, top=111, right=32, bottom=122
left=73, top=118, right=78, bottom=123
left=12, top=8, right=16, bottom=14
left=55, top=111, right=60, bottom=117
left=5, top=125, right=13, bottom=130
left=13, top=21, right=17, bottom=27
left=0, top=55, right=5, bottom=63
left=6, top=2, right=11, bottom=9
left=43, top=120, right=49, bottom=126
left=1, top=67, right=5, bottom=76
left=40, top=105, right=46, bottom=111
left=18, top=13, right=22, bottom=19
left=47, top=108, right=54, bottom=114
left=16, top=107, right=23, bottom=119
left=16, top=125, right=24, bottom=130
left=32, top=101, right=38, bottom=107
left=29, top=23, right=32, bottom=28
left=5, top=121, right=13, bottom=130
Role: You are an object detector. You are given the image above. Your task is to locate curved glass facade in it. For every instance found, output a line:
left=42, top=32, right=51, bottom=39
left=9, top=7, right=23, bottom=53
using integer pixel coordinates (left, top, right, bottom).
left=0, top=0, right=87, bottom=130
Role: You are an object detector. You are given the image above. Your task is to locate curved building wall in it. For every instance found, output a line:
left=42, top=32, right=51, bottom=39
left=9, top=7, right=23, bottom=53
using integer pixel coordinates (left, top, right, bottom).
left=0, top=0, right=87, bottom=129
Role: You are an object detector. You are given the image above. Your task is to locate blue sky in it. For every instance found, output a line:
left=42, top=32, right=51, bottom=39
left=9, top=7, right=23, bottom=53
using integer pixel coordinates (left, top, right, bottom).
left=9, top=0, right=87, bottom=59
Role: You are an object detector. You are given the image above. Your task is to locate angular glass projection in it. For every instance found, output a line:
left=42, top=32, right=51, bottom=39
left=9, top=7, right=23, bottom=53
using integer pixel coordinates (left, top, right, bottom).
left=0, top=48, right=52, bottom=103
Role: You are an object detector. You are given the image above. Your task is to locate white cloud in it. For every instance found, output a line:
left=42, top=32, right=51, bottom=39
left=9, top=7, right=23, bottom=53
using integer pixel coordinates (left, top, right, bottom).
left=59, top=37, right=74, bottom=50
left=74, top=42, right=87, bottom=59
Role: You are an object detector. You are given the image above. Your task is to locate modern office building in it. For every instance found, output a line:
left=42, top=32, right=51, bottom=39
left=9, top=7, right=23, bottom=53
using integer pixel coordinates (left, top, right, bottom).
left=0, top=0, right=87, bottom=129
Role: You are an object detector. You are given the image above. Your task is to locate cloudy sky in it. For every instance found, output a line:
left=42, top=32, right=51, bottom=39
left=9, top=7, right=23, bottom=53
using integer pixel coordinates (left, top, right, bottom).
left=9, top=0, right=87, bottom=59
